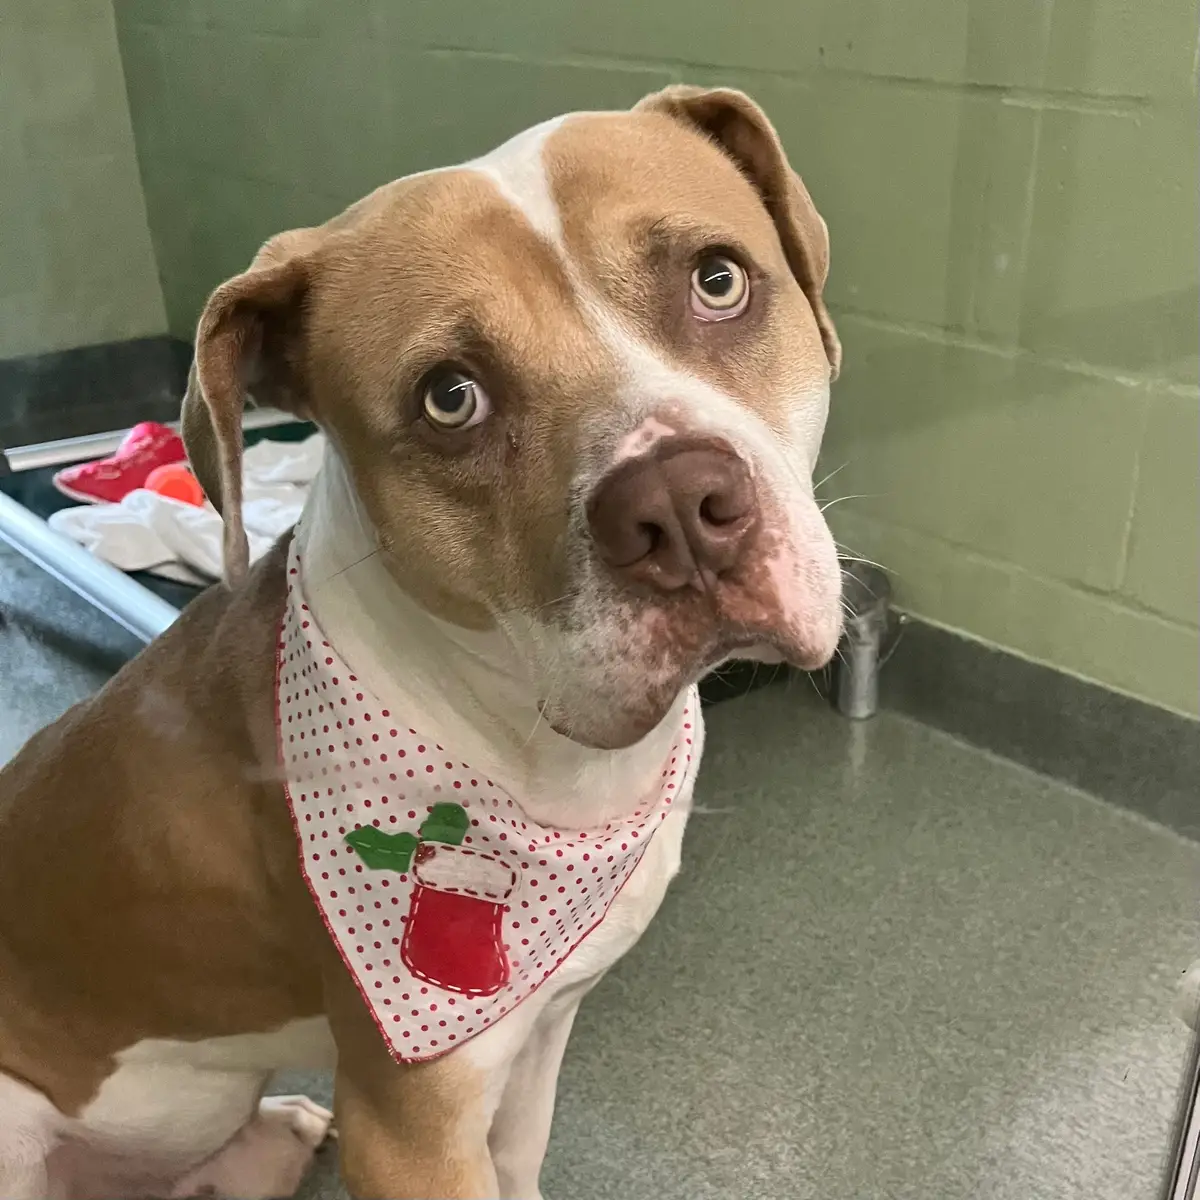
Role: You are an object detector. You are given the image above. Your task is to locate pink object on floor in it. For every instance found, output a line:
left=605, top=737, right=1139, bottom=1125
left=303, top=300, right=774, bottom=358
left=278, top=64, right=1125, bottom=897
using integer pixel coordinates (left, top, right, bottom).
left=52, top=421, right=187, bottom=505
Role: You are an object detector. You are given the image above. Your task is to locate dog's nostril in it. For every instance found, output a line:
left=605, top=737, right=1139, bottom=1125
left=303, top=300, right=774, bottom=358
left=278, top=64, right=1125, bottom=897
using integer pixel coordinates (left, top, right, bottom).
left=637, top=521, right=665, bottom=555
left=699, top=494, right=735, bottom=526
left=699, top=485, right=752, bottom=527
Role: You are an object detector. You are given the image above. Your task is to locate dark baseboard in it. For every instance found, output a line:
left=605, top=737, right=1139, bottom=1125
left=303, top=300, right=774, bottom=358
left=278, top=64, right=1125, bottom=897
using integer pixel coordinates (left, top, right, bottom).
left=877, top=618, right=1200, bottom=840
left=0, top=336, right=192, bottom=449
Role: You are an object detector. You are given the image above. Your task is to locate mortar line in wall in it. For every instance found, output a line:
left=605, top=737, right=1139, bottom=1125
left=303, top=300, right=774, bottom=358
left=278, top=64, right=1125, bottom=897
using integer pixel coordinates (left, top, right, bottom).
left=839, top=508, right=1195, bottom=629
left=889, top=609, right=1200, bottom=728
left=418, top=43, right=1152, bottom=115
left=791, top=64, right=1150, bottom=114
left=831, top=308, right=1199, bottom=394
left=122, top=18, right=1152, bottom=119
left=1113, top=397, right=1154, bottom=593
left=1006, top=89, right=1043, bottom=360
left=422, top=43, right=687, bottom=76
left=997, top=94, right=1142, bottom=116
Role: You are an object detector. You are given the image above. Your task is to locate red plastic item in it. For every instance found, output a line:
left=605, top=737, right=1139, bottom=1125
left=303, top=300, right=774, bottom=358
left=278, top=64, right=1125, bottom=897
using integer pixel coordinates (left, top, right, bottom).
left=145, top=462, right=205, bottom=507
left=52, top=421, right=187, bottom=505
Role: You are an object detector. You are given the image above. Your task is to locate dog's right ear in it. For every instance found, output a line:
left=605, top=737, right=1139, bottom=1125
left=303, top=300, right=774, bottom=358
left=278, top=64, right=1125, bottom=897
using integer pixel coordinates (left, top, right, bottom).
left=182, top=229, right=319, bottom=586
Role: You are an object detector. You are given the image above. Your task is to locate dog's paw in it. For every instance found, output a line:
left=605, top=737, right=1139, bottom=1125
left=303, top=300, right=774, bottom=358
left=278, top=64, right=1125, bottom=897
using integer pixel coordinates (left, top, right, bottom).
left=258, top=1095, right=336, bottom=1149
left=170, top=1095, right=334, bottom=1199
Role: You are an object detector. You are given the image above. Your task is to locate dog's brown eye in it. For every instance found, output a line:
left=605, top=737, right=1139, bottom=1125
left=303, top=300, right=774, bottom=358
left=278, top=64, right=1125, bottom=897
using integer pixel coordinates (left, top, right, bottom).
left=422, top=371, right=490, bottom=430
left=690, top=254, right=749, bottom=320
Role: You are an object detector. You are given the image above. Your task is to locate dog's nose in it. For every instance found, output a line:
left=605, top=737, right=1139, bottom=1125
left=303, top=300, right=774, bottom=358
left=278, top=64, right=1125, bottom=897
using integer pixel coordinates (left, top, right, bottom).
left=586, top=437, right=758, bottom=591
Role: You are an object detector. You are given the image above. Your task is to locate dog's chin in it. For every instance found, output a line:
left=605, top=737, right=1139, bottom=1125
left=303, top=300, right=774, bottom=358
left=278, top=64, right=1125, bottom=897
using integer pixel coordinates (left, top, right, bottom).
left=543, top=624, right=843, bottom=753
left=543, top=696, right=677, bottom=752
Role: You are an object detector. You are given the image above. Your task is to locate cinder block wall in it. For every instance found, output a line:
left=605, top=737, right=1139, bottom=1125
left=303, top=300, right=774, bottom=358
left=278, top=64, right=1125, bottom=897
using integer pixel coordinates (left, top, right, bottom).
left=113, top=0, right=1199, bottom=716
left=0, top=0, right=164, bottom=359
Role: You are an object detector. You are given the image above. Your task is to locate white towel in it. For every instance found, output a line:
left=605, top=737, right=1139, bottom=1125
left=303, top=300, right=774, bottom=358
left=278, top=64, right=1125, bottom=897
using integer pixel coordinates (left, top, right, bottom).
left=48, top=432, right=324, bottom=583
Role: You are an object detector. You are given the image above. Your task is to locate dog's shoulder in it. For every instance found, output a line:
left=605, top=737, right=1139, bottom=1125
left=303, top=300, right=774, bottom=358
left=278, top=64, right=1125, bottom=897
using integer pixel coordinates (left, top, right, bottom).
left=1, top=536, right=290, bottom=801
left=0, top=534, right=330, bottom=1112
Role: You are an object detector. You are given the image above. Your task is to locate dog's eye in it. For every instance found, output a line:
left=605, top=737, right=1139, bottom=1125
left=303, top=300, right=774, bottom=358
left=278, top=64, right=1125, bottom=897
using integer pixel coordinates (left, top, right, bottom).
left=422, top=370, right=490, bottom=430
left=690, top=254, right=749, bottom=321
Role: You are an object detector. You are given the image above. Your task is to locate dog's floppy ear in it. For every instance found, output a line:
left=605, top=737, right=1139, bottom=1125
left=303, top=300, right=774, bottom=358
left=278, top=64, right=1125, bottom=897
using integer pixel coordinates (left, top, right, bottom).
left=182, top=229, right=318, bottom=585
left=637, top=85, right=840, bottom=379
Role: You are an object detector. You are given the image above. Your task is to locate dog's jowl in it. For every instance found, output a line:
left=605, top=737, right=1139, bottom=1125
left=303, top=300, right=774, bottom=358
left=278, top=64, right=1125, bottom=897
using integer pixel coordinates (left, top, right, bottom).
left=0, top=86, right=841, bottom=1200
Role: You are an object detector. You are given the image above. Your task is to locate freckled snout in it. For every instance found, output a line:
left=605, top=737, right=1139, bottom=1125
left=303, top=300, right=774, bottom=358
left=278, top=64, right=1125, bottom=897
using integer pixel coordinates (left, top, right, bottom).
left=586, top=436, right=759, bottom=591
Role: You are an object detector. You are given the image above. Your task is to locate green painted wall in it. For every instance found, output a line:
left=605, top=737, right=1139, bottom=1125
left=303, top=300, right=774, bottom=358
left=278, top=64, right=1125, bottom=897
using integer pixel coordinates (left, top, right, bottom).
left=0, top=0, right=165, bottom=359
left=112, top=0, right=1199, bottom=716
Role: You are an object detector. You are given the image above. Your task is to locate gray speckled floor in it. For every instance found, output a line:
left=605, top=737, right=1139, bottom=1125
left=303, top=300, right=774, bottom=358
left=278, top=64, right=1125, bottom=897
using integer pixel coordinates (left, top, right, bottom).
left=0, top=540, right=142, bottom=761
left=2, top=543, right=1196, bottom=1200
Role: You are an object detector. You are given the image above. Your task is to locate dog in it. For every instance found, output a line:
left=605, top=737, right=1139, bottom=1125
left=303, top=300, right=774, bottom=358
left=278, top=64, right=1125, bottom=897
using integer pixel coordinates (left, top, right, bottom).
left=0, top=85, right=842, bottom=1199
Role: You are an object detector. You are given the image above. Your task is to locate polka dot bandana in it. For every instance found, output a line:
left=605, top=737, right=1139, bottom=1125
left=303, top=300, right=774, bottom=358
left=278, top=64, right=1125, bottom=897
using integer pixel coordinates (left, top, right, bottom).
left=276, top=539, right=701, bottom=1062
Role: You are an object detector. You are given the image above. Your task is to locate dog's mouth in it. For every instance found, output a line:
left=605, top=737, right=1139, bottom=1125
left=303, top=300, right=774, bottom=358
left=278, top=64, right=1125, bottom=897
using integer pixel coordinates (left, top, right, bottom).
left=538, top=594, right=843, bottom=750
left=529, top=500, right=844, bottom=750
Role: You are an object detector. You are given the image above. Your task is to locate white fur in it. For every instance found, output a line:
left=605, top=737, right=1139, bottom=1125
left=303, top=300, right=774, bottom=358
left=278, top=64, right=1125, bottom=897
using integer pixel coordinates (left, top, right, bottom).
left=0, top=1075, right=59, bottom=1199
left=468, top=117, right=569, bottom=245
left=115, top=1018, right=338, bottom=1074
left=0, top=1022, right=336, bottom=1198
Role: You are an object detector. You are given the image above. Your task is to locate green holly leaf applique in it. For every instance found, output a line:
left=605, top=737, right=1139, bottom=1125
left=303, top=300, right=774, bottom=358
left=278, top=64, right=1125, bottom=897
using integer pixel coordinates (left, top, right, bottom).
left=343, top=827, right=418, bottom=872
left=419, top=802, right=469, bottom=846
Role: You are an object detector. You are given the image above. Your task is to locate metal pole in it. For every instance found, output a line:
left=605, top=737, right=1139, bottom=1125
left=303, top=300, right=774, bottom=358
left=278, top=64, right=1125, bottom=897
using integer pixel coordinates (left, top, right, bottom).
left=0, top=490, right=180, bottom=643
left=3, top=407, right=295, bottom=474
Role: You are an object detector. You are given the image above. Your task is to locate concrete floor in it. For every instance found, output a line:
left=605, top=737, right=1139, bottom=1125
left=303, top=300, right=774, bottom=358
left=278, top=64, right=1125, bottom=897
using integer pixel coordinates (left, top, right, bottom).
left=2, top=538, right=1196, bottom=1200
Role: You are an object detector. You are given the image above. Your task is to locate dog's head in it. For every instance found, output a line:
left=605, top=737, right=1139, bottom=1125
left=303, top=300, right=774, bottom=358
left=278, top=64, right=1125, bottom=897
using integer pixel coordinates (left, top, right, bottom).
left=184, top=86, right=843, bottom=749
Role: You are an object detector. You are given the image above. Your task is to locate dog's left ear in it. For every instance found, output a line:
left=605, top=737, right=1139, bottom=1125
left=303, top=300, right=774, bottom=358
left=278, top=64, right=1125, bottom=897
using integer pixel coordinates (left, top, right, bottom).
left=182, top=228, right=320, bottom=585
left=637, top=85, right=841, bottom=379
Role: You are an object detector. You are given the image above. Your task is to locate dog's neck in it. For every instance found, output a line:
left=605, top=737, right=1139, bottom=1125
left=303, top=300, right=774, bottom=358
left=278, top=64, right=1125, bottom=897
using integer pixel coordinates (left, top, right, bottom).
left=294, top=450, right=693, bottom=829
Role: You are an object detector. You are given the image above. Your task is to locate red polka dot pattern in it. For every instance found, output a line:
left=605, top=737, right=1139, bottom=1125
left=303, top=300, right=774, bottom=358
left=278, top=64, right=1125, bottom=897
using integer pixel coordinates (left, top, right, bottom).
left=276, top=545, right=701, bottom=1063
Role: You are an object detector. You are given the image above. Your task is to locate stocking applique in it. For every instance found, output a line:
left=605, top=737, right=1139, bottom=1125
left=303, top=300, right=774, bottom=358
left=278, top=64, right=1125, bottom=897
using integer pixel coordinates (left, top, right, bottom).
left=345, top=803, right=517, bottom=997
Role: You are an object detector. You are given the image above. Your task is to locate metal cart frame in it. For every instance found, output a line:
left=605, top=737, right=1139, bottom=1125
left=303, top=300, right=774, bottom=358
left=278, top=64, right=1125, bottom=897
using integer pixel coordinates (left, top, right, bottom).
left=0, top=409, right=294, bottom=643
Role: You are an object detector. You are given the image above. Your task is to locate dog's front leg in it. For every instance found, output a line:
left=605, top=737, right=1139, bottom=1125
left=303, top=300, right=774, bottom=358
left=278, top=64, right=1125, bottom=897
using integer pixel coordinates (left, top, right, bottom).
left=487, top=981, right=592, bottom=1200
left=334, top=1060, right=499, bottom=1200
left=326, top=963, right=499, bottom=1199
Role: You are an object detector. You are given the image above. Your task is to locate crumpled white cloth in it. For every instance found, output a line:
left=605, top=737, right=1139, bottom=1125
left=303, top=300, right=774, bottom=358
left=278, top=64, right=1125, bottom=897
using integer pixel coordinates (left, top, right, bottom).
left=48, top=432, right=325, bottom=584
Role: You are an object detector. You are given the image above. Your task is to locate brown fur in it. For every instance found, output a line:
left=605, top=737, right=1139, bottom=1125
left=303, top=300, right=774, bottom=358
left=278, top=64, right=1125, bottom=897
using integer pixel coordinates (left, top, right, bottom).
left=0, top=541, right=320, bottom=1115
left=326, top=958, right=494, bottom=1198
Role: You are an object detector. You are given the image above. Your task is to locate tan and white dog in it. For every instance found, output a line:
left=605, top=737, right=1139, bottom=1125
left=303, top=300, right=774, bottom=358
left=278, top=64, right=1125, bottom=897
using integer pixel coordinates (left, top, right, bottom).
left=0, top=87, right=842, bottom=1199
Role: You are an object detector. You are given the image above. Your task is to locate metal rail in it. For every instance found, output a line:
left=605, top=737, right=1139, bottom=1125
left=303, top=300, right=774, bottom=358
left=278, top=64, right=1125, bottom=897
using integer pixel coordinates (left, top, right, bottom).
left=3, top=407, right=294, bottom=473
left=0, top=408, right=298, bottom=641
left=0, top=489, right=181, bottom=642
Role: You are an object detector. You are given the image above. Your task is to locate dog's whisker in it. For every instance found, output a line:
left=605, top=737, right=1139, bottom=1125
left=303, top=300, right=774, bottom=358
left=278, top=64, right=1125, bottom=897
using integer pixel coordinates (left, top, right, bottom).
left=819, top=493, right=878, bottom=513
left=835, top=540, right=892, bottom=577
left=318, top=546, right=382, bottom=584
left=812, top=460, right=850, bottom=493
left=838, top=553, right=890, bottom=574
